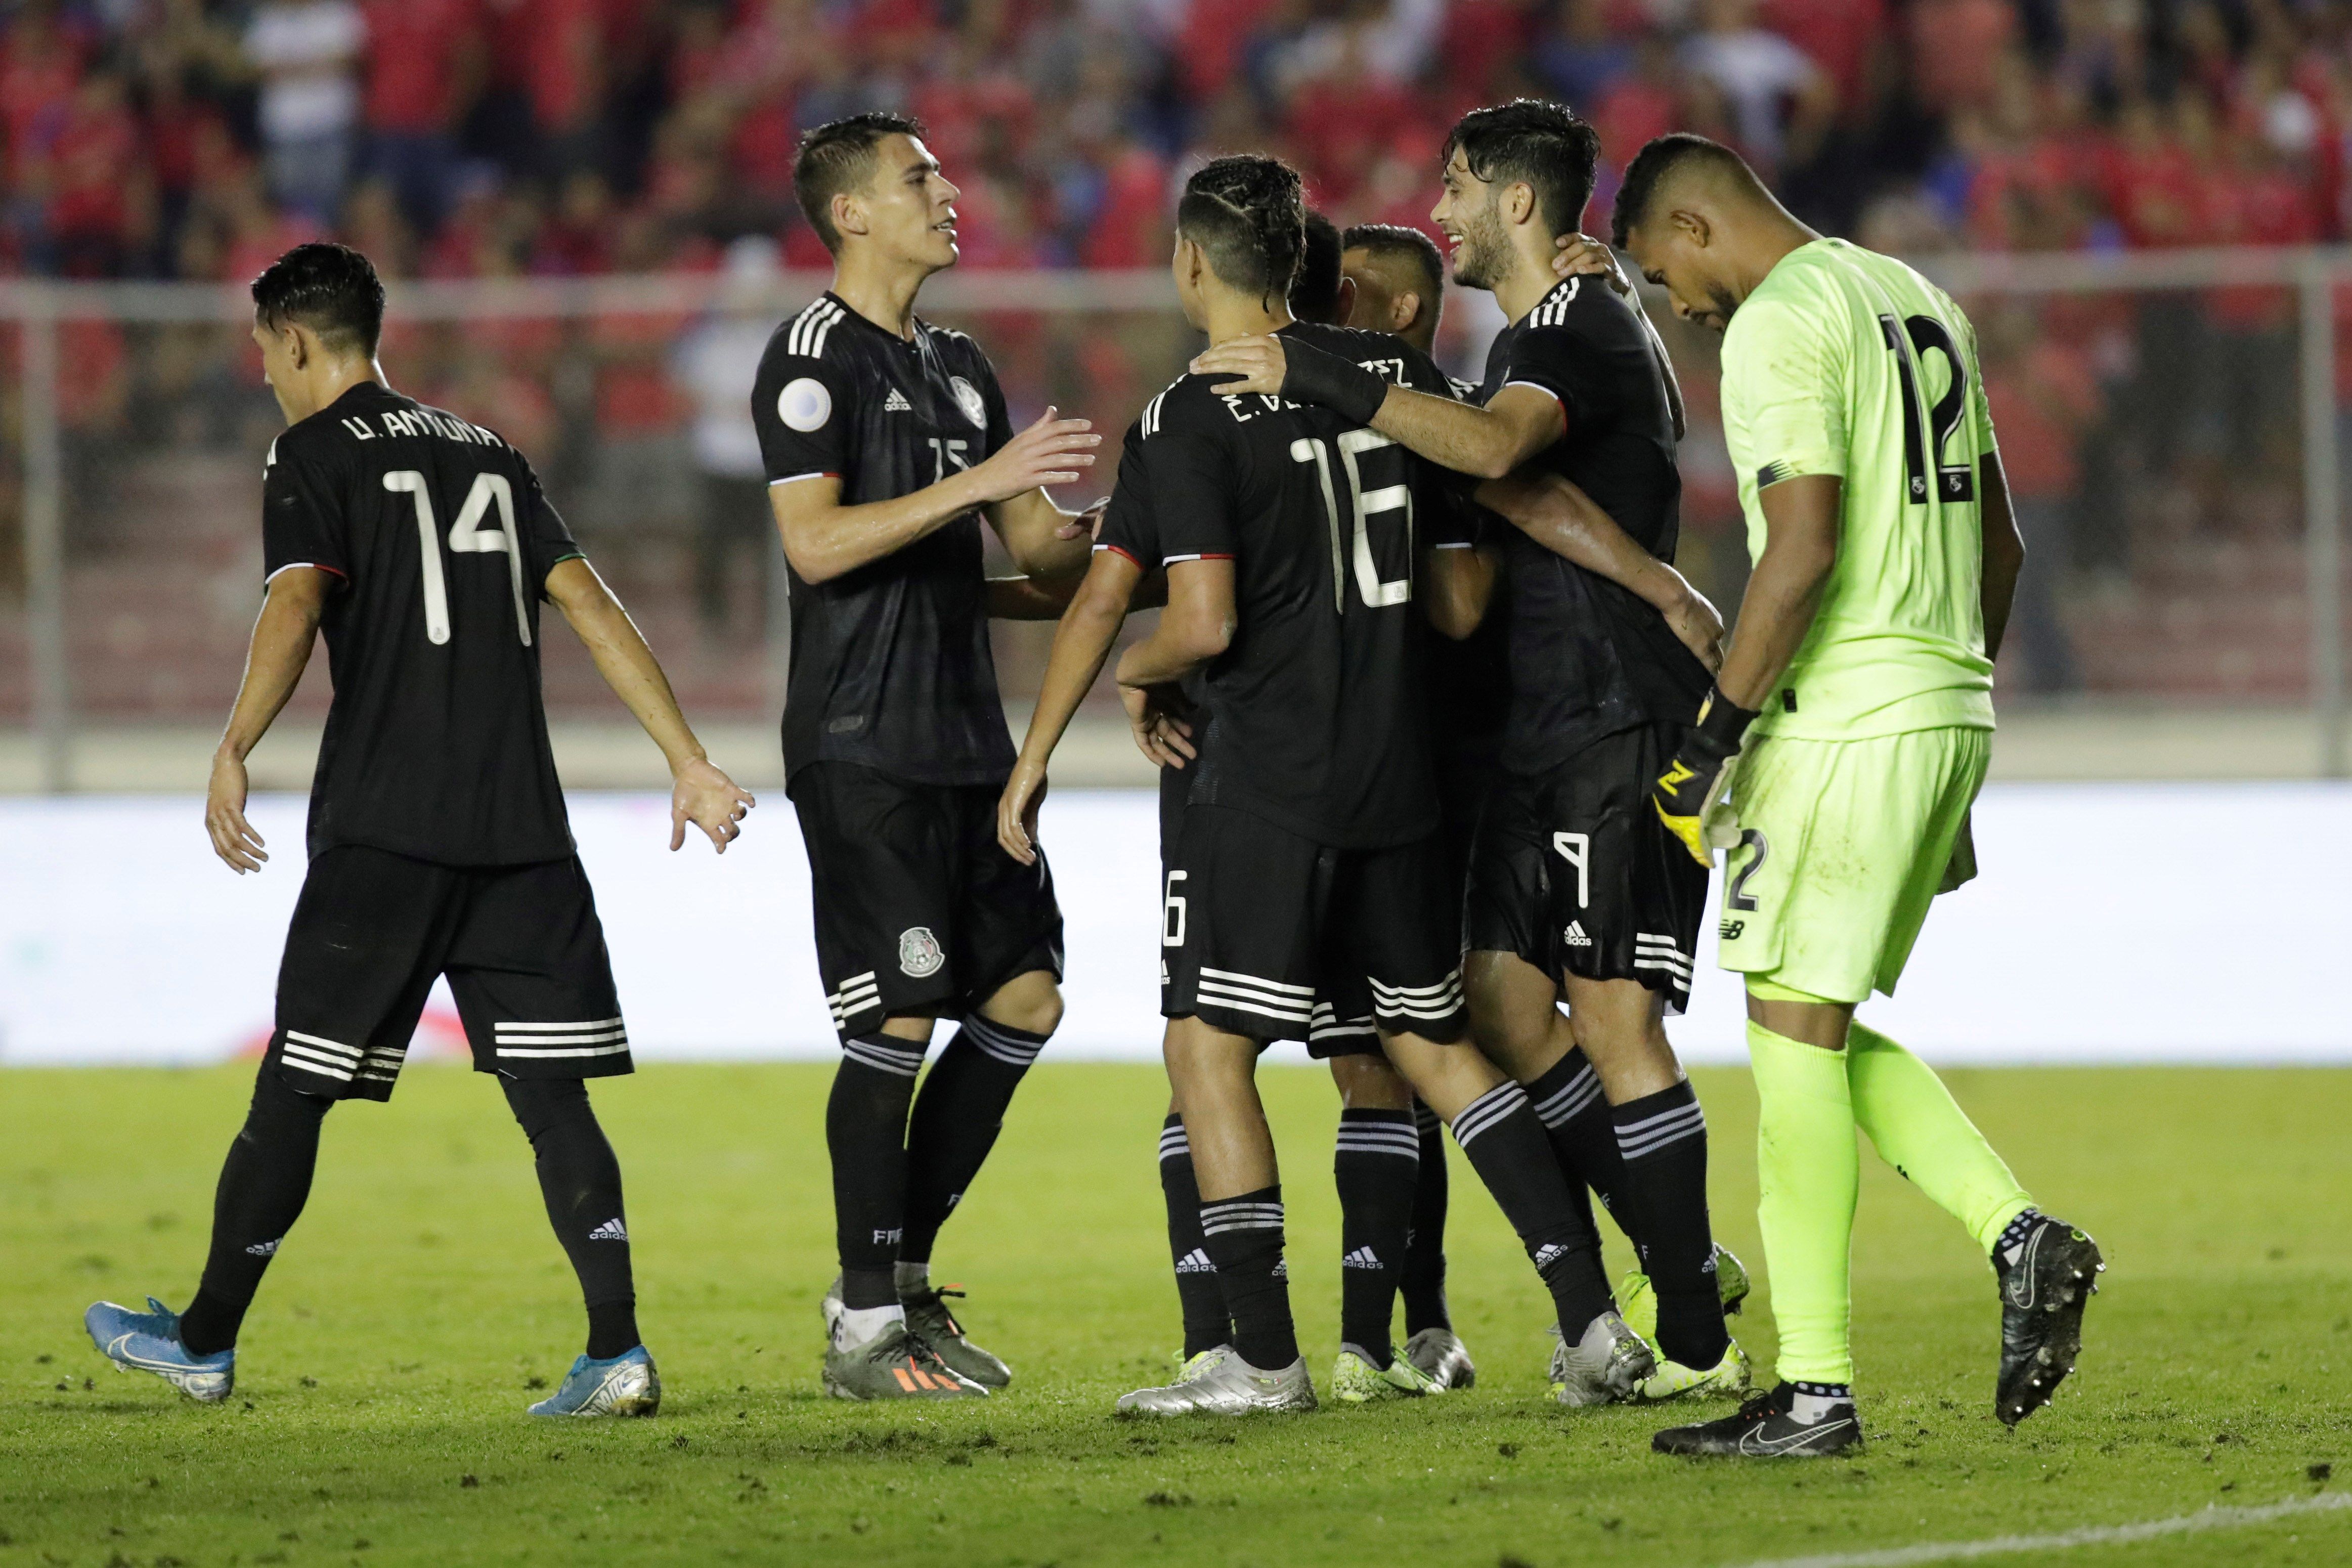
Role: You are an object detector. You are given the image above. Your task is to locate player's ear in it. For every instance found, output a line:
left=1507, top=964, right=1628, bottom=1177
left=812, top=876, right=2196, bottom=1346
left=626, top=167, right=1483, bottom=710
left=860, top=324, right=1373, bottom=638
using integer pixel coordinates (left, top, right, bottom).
left=1332, top=275, right=1356, bottom=325
left=1392, top=291, right=1420, bottom=333
left=832, top=190, right=868, bottom=242
left=1672, top=207, right=1711, bottom=250
left=1506, top=181, right=1537, bottom=229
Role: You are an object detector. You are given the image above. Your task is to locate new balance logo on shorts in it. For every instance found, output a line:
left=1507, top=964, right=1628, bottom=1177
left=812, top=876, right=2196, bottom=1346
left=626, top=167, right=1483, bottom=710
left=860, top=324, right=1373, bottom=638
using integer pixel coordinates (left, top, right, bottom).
left=588, top=1217, right=629, bottom=1242
left=1175, top=1248, right=1215, bottom=1274
left=1562, top=921, right=1593, bottom=948
left=1341, top=1246, right=1382, bottom=1271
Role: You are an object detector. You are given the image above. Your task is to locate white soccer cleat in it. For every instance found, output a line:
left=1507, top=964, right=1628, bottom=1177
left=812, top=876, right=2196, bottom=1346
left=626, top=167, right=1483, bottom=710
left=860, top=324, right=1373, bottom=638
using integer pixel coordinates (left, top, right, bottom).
left=1549, top=1310, right=1656, bottom=1407
left=1116, top=1344, right=1317, bottom=1416
left=1402, top=1326, right=1477, bottom=1390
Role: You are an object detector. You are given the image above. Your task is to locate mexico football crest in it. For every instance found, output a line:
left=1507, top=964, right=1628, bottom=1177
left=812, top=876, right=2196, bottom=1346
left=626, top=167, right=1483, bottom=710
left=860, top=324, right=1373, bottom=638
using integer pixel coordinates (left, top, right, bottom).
left=898, top=926, right=946, bottom=978
left=949, top=375, right=987, bottom=427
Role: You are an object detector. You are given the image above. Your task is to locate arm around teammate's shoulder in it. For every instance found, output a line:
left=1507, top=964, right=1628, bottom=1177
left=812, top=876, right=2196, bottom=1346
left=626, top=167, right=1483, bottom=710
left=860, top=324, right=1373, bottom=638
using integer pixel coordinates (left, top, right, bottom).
left=543, top=555, right=757, bottom=854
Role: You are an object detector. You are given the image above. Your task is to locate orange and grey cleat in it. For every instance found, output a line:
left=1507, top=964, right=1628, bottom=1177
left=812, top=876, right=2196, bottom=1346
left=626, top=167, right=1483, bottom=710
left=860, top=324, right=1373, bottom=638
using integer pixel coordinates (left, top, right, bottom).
left=822, top=1323, right=987, bottom=1401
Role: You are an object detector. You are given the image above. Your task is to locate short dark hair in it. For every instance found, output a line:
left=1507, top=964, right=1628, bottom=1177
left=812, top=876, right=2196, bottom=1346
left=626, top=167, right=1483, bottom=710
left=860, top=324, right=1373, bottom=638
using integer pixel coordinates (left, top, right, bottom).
left=1288, top=210, right=1345, bottom=324
left=251, top=242, right=384, bottom=357
left=1341, top=222, right=1445, bottom=303
left=1177, top=155, right=1305, bottom=305
left=1611, top=133, right=1751, bottom=247
left=794, top=111, right=926, bottom=253
left=1441, top=98, right=1600, bottom=241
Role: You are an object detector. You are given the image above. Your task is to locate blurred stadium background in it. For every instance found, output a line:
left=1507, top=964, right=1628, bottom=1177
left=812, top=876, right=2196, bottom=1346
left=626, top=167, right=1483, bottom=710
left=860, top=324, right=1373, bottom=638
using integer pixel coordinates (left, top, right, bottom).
left=0, top=0, right=2346, bottom=1065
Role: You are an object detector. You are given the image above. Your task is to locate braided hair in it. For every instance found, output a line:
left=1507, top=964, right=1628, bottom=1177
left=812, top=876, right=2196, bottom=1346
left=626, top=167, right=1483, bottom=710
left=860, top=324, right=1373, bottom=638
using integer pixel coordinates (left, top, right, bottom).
left=1177, top=155, right=1306, bottom=308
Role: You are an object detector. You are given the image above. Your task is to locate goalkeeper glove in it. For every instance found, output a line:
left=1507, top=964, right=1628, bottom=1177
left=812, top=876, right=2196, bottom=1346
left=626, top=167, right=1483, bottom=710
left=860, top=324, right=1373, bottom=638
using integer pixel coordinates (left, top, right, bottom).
left=1653, top=683, right=1758, bottom=866
left=1276, top=337, right=1391, bottom=428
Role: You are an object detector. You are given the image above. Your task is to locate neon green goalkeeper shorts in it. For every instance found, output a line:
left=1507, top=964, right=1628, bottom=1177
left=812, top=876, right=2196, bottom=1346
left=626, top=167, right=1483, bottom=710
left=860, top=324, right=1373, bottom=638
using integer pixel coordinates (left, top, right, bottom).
left=1713, top=725, right=1990, bottom=1006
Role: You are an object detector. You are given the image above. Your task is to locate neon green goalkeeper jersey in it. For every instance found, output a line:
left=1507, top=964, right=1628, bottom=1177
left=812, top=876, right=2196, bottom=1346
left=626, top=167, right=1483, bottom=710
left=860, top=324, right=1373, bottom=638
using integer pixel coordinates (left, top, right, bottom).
left=1720, top=237, right=1997, bottom=739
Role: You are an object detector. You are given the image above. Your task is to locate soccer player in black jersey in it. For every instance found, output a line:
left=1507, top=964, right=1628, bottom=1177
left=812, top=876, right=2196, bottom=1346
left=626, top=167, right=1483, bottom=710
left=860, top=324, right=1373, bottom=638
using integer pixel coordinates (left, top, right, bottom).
left=83, top=243, right=756, bottom=1418
left=1196, top=101, right=1749, bottom=1402
left=762, top=113, right=1103, bottom=1401
left=1003, top=153, right=1635, bottom=1414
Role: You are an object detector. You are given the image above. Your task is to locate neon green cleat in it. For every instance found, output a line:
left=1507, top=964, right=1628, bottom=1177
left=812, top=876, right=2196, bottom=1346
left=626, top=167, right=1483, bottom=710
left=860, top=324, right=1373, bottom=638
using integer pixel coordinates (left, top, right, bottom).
left=1331, top=1346, right=1443, bottom=1404
left=1619, top=1243, right=1751, bottom=1340
left=1634, top=1337, right=1753, bottom=1403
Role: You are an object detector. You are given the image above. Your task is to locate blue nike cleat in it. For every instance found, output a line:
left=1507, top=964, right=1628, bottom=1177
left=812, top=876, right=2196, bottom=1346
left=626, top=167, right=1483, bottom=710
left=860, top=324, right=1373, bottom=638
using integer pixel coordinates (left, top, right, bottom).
left=84, top=1296, right=234, bottom=1404
left=529, top=1345, right=661, bottom=1417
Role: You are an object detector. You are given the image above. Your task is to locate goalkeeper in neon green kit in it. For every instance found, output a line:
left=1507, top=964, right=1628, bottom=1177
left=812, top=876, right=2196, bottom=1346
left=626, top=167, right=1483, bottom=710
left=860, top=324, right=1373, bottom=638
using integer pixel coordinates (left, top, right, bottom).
left=1599, top=134, right=2103, bottom=1457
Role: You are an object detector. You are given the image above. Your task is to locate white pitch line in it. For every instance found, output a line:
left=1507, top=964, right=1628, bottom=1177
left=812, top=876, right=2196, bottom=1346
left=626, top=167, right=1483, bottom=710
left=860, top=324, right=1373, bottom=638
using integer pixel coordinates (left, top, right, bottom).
left=1723, top=1491, right=2350, bottom=1568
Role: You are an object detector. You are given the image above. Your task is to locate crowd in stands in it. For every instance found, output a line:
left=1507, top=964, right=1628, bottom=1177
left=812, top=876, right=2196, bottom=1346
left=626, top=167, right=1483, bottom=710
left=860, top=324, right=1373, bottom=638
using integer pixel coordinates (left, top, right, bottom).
left=2, top=0, right=2350, bottom=281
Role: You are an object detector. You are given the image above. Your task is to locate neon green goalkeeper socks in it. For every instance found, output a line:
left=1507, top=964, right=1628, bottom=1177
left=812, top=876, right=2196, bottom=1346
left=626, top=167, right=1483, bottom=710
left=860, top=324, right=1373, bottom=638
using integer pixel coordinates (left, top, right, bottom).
left=1747, top=1020, right=1859, bottom=1386
left=1845, top=1021, right=2034, bottom=1255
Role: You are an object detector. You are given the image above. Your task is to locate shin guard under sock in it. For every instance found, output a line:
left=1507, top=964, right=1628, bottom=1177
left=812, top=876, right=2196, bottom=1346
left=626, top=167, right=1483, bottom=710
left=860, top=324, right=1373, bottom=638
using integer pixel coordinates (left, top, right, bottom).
left=1159, top=1114, right=1231, bottom=1357
left=503, top=1077, right=640, bottom=1359
left=1451, top=1081, right=1613, bottom=1338
left=1526, top=1048, right=1638, bottom=1250
left=1400, top=1101, right=1452, bottom=1335
left=1844, top=1021, right=2034, bottom=1253
left=1612, top=1081, right=1729, bottom=1369
left=900, top=1016, right=1047, bottom=1264
left=1333, top=1108, right=1418, bottom=1367
left=180, top=1065, right=333, bottom=1356
left=828, top=1034, right=925, bottom=1310
left=1747, top=1021, right=1860, bottom=1385
left=1200, top=1186, right=1297, bottom=1371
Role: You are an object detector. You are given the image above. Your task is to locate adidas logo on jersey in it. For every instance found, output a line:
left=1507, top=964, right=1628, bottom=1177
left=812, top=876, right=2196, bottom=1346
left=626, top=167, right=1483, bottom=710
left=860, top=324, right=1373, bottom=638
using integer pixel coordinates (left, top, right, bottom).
left=1175, top=1248, right=1216, bottom=1274
left=588, top=1217, right=629, bottom=1242
left=1562, top=921, right=1593, bottom=948
left=884, top=387, right=913, bottom=412
left=1341, top=1246, right=1382, bottom=1271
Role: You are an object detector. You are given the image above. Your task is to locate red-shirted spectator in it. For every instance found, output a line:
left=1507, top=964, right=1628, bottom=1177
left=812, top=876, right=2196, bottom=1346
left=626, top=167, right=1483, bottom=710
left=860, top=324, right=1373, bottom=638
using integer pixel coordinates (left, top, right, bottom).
left=0, top=5, right=83, bottom=183
left=1079, top=138, right=1169, bottom=267
left=45, top=71, right=151, bottom=276
left=1760, top=0, right=1889, bottom=115
left=361, top=0, right=481, bottom=231
left=1908, top=0, right=2015, bottom=116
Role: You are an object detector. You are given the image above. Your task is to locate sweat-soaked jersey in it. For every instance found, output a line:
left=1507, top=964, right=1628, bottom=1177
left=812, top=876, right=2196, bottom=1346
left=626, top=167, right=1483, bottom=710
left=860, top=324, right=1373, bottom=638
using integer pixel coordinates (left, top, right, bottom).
left=753, top=292, right=1020, bottom=789
left=1097, top=320, right=1470, bottom=849
left=260, top=381, right=582, bottom=867
left=1479, top=276, right=1710, bottom=768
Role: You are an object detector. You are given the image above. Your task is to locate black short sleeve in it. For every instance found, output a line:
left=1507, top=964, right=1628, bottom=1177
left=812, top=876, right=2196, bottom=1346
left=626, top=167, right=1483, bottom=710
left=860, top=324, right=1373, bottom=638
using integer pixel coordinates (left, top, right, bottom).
left=1141, top=425, right=1237, bottom=562
left=1096, top=420, right=1160, bottom=569
left=517, top=460, right=584, bottom=593
left=753, top=341, right=856, bottom=485
left=262, top=440, right=350, bottom=584
left=1497, top=322, right=1605, bottom=427
left=974, top=354, right=1015, bottom=459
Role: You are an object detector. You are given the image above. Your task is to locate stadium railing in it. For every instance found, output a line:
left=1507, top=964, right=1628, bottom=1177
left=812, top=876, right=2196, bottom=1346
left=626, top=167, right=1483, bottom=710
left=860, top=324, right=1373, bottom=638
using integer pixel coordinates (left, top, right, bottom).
left=0, top=252, right=2344, bottom=793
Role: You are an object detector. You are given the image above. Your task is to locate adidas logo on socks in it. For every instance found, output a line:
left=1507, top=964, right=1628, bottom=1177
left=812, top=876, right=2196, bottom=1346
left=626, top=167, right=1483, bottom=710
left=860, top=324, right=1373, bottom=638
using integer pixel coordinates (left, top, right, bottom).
left=1174, top=1248, right=1215, bottom=1274
left=1341, top=1247, right=1382, bottom=1271
left=588, top=1217, right=629, bottom=1242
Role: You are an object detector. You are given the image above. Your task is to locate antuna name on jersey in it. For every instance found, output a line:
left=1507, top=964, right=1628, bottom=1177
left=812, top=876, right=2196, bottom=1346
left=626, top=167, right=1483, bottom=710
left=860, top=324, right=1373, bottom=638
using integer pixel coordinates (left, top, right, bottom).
left=262, top=381, right=582, bottom=867
left=754, top=292, right=1021, bottom=789
left=1097, top=320, right=1474, bottom=849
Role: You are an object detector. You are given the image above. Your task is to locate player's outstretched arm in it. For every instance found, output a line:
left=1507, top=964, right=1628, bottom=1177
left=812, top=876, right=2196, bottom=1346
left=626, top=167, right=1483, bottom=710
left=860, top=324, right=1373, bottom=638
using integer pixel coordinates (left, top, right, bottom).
left=772, top=408, right=1098, bottom=584
left=544, top=556, right=756, bottom=854
left=987, top=486, right=1098, bottom=584
left=1422, top=545, right=1496, bottom=640
left=1190, top=335, right=1560, bottom=481
left=997, top=548, right=1149, bottom=864
left=206, top=567, right=331, bottom=874
left=1477, top=470, right=1725, bottom=670
left=1978, top=451, right=2024, bottom=663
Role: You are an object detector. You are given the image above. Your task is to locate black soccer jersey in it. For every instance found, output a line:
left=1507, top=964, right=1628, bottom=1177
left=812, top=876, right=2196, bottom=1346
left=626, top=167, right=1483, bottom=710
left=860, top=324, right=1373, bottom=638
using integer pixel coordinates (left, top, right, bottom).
left=1099, top=320, right=1469, bottom=849
left=260, top=381, right=580, bottom=867
left=1480, top=277, right=1710, bottom=770
left=753, top=293, right=1020, bottom=789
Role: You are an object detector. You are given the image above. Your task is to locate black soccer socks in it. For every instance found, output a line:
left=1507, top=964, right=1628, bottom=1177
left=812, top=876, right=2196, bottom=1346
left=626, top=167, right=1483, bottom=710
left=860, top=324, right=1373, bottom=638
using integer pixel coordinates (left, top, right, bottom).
left=1528, top=1048, right=1639, bottom=1251
left=1400, top=1101, right=1453, bottom=1336
left=1613, top=1080, right=1729, bottom=1369
left=1333, top=1108, right=1418, bottom=1368
left=827, top=1034, right=926, bottom=1309
left=1200, top=1186, right=1298, bottom=1371
left=1451, top=1081, right=1614, bottom=1340
left=504, top=1077, right=640, bottom=1359
left=1159, top=1114, right=1231, bottom=1358
left=179, top=1065, right=335, bottom=1356
left=900, top=1015, right=1047, bottom=1265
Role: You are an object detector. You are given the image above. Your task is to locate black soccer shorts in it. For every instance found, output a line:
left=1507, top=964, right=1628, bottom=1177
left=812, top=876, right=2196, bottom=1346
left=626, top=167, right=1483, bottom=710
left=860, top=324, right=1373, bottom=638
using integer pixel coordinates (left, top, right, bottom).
left=792, top=762, right=1065, bottom=1039
left=1463, top=724, right=1709, bottom=1014
left=1161, top=804, right=1466, bottom=1049
left=266, top=845, right=628, bottom=1102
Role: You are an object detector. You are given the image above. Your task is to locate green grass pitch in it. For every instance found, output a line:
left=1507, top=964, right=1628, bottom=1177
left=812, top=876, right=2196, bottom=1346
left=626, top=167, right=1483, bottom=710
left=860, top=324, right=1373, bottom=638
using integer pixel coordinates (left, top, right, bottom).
left=3, top=1062, right=2347, bottom=1567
